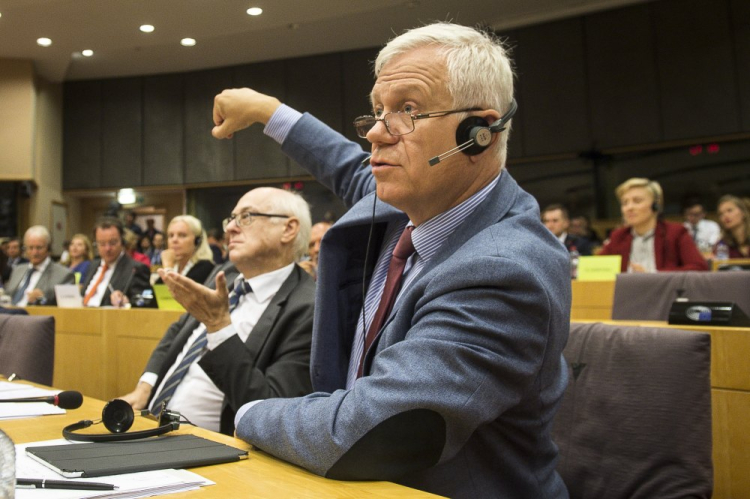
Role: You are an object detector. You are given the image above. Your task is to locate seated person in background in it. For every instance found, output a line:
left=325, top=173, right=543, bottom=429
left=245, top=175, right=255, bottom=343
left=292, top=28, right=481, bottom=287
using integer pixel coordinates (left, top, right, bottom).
left=81, top=217, right=152, bottom=307
left=144, top=218, right=161, bottom=241
left=600, top=178, right=707, bottom=272
left=155, top=215, right=215, bottom=284
left=5, top=238, right=28, bottom=269
left=6, top=226, right=74, bottom=306
left=715, top=195, right=750, bottom=258
left=211, top=22, right=570, bottom=498
left=119, top=187, right=315, bottom=435
left=541, top=204, right=593, bottom=255
left=298, top=221, right=332, bottom=278
left=683, top=200, right=721, bottom=254
left=62, top=233, right=94, bottom=279
left=569, top=214, right=602, bottom=247
left=124, top=229, right=152, bottom=267
left=124, top=210, right=143, bottom=236
left=148, top=233, right=165, bottom=266
left=206, top=228, right=226, bottom=264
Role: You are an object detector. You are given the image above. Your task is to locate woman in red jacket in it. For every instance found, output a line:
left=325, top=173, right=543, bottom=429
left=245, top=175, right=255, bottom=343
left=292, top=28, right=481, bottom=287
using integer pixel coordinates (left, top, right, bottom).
left=600, top=178, right=708, bottom=272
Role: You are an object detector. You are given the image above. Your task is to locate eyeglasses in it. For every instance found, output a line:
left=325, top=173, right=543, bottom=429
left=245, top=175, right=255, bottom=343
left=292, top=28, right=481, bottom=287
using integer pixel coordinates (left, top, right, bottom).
left=353, top=107, right=482, bottom=138
left=222, top=211, right=289, bottom=231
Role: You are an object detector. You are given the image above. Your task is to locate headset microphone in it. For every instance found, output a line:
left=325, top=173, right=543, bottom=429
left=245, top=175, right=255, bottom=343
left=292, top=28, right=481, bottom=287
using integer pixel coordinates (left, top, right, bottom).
left=428, top=99, right=518, bottom=166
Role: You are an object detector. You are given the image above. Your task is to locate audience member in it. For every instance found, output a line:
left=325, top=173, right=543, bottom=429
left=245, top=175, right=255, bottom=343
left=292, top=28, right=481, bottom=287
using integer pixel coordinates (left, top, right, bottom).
left=569, top=214, right=601, bottom=246
left=298, top=221, right=332, bottom=278
left=715, top=195, right=750, bottom=258
left=599, top=178, right=708, bottom=272
left=148, top=233, right=165, bottom=266
left=211, top=22, right=569, bottom=498
left=80, top=217, right=152, bottom=308
left=124, top=211, right=143, bottom=236
left=124, top=229, right=152, bottom=266
left=63, top=234, right=94, bottom=279
left=0, top=240, right=10, bottom=285
left=683, top=200, right=720, bottom=254
left=6, top=226, right=74, bottom=306
left=206, top=228, right=226, bottom=264
left=541, top=204, right=593, bottom=255
left=119, top=187, right=315, bottom=434
left=138, top=235, right=152, bottom=256
left=5, top=238, right=27, bottom=269
left=144, top=218, right=162, bottom=240
left=154, top=215, right=215, bottom=284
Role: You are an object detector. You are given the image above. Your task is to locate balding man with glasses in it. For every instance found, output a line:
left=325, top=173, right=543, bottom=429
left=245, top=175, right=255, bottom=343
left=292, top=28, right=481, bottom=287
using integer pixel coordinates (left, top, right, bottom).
left=119, top=187, right=315, bottom=435
left=210, top=22, right=570, bottom=498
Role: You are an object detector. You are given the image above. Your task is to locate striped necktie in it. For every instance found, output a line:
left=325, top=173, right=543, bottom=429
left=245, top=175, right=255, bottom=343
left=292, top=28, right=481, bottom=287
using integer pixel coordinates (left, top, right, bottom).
left=150, top=279, right=252, bottom=415
left=12, top=267, right=36, bottom=305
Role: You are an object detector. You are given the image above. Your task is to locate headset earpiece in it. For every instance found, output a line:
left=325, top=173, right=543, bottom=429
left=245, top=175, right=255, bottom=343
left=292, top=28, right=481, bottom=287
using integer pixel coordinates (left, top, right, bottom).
left=102, top=398, right=134, bottom=433
left=456, top=117, right=492, bottom=156
left=63, top=399, right=180, bottom=442
left=195, top=236, right=202, bottom=247
left=652, top=202, right=660, bottom=213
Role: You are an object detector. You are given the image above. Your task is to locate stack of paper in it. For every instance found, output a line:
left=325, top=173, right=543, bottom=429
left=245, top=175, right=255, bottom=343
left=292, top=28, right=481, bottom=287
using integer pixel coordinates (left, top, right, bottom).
left=16, top=440, right=214, bottom=499
left=0, top=382, right=65, bottom=420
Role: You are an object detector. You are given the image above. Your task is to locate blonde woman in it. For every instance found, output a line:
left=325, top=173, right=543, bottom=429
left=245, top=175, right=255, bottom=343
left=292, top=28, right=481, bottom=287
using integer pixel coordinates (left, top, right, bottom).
left=715, top=195, right=750, bottom=258
left=65, top=234, right=94, bottom=278
left=155, top=215, right=215, bottom=284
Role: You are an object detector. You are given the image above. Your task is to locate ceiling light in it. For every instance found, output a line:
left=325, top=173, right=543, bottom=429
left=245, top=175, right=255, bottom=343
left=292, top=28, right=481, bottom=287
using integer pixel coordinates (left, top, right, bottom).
left=180, top=38, right=196, bottom=47
left=117, top=189, right=136, bottom=205
left=140, top=24, right=155, bottom=33
left=246, top=7, right=263, bottom=16
left=82, top=49, right=94, bottom=57
left=37, top=38, right=52, bottom=47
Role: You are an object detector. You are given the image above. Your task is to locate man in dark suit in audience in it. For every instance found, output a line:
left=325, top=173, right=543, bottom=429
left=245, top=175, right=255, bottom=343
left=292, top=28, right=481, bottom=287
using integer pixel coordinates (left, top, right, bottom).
left=80, top=217, right=152, bottom=307
left=542, top=204, right=594, bottom=255
left=5, top=238, right=28, bottom=272
left=119, top=187, right=315, bottom=435
left=6, top=226, right=74, bottom=306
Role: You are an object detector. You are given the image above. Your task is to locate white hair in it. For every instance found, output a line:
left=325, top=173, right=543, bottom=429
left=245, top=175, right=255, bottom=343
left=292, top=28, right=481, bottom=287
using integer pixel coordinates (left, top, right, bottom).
left=375, top=22, right=515, bottom=166
left=168, top=215, right=214, bottom=264
left=25, top=225, right=51, bottom=245
left=265, top=189, right=312, bottom=262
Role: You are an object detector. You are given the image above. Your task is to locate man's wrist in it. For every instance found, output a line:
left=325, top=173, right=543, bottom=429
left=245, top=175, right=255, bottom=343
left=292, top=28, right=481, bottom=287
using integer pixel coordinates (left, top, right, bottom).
left=205, top=316, right=232, bottom=334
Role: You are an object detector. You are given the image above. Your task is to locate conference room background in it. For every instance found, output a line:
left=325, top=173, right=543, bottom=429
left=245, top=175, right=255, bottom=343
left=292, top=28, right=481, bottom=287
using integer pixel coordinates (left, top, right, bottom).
left=1, top=0, right=749, bottom=240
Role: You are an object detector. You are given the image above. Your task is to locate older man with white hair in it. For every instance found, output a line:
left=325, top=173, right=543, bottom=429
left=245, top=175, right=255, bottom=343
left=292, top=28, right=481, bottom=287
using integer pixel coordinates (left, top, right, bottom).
left=6, top=226, right=74, bottom=306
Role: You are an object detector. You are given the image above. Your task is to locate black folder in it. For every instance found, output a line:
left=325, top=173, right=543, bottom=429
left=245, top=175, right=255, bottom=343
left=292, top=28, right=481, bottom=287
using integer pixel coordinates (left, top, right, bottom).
left=26, top=434, right=248, bottom=478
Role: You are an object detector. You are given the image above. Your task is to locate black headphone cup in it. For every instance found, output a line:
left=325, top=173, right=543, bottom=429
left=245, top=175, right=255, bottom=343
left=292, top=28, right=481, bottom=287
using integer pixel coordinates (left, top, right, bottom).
left=102, top=399, right=135, bottom=433
left=195, top=236, right=201, bottom=247
left=456, top=116, right=492, bottom=156
left=652, top=202, right=660, bottom=213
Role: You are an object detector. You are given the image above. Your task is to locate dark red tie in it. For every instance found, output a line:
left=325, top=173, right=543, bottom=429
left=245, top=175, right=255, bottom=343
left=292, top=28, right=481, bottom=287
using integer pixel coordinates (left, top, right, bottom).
left=358, top=225, right=415, bottom=377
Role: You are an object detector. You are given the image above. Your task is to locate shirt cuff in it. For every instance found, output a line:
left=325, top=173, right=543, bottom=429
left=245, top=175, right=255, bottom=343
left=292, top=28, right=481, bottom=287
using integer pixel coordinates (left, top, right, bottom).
left=234, top=399, right=264, bottom=429
left=139, top=372, right=158, bottom=387
left=206, top=323, right=237, bottom=349
left=264, top=104, right=303, bottom=144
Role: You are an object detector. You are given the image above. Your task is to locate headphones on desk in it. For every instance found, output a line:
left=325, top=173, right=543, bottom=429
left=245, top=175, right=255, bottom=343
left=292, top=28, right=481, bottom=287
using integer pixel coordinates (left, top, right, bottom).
left=63, top=399, right=181, bottom=442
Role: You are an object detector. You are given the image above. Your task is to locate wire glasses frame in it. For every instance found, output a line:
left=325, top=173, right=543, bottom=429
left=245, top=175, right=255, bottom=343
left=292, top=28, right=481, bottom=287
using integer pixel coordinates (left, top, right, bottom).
left=222, top=211, right=289, bottom=231
left=353, top=107, right=482, bottom=138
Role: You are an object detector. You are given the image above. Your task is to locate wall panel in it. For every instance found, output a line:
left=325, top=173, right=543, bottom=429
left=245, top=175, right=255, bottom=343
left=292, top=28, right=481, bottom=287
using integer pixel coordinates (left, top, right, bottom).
left=144, top=74, right=184, bottom=186
left=63, top=81, right=102, bottom=189
left=101, top=77, right=142, bottom=188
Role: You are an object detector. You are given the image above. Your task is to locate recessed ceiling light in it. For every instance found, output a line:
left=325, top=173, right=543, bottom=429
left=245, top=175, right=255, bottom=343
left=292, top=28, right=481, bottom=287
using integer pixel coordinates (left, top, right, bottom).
left=140, top=24, right=155, bottom=33
left=246, top=7, right=263, bottom=16
left=37, top=37, right=52, bottom=47
left=82, top=49, right=94, bottom=57
left=181, top=38, right=196, bottom=47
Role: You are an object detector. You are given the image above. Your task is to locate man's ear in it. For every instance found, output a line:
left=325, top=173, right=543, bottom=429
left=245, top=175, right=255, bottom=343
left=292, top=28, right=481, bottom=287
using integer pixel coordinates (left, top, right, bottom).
left=281, top=218, right=300, bottom=244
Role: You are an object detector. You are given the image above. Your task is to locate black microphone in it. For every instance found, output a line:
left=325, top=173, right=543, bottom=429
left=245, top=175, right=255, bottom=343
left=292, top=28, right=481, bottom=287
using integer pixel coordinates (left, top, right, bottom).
left=0, top=390, right=83, bottom=409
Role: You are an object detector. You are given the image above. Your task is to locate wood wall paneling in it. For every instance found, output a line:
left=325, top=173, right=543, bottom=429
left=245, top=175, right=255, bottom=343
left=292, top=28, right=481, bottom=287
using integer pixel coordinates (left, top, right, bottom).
left=653, top=0, right=741, bottom=140
left=584, top=5, right=661, bottom=149
left=144, top=73, right=185, bottom=185
left=233, top=60, right=290, bottom=180
left=731, top=0, right=750, bottom=132
left=285, top=53, right=343, bottom=177
left=101, top=77, right=143, bottom=188
left=184, top=68, right=234, bottom=184
left=63, top=81, right=102, bottom=189
left=515, top=17, right=590, bottom=156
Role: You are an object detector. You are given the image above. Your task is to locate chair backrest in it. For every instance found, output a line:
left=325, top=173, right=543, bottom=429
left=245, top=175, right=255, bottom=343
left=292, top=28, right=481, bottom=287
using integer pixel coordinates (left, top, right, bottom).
left=553, top=322, right=712, bottom=499
left=611, top=271, right=750, bottom=320
left=0, top=314, right=55, bottom=385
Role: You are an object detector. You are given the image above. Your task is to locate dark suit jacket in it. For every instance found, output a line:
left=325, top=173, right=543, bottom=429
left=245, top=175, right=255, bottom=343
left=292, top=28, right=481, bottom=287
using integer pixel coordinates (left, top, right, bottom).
left=6, top=260, right=75, bottom=305
left=154, top=259, right=215, bottom=285
left=144, top=262, right=315, bottom=435
left=564, top=234, right=593, bottom=256
left=600, top=220, right=709, bottom=272
left=80, top=253, right=152, bottom=306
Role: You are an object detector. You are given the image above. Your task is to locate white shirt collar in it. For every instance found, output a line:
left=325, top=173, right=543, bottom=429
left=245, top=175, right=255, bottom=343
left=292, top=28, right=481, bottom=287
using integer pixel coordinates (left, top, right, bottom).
left=233, top=262, right=295, bottom=303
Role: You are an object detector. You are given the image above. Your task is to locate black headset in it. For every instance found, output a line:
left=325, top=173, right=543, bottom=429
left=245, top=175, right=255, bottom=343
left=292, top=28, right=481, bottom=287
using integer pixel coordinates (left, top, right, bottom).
left=63, top=399, right=181, bottom=442
left=429, top=99, right=518, bottom=166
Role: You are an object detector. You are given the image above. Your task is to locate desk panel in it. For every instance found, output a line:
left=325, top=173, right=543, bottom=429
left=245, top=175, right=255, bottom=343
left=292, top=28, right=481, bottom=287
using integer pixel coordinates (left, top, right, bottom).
left=570, top=280, right=615, bottom=320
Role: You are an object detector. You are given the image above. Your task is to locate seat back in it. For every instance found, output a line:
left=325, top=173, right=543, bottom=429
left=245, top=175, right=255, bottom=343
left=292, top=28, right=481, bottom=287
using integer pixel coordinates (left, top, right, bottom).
left=0, top=314, right=55, bottom=385
left=552, top=322, right=712, bottom=499
left=612, top=271, right=750, bottom=320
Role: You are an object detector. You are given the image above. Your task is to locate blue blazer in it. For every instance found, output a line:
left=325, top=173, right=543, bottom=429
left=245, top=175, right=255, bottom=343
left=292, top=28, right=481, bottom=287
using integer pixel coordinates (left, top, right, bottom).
left=236, top=113, right=571, bottom=499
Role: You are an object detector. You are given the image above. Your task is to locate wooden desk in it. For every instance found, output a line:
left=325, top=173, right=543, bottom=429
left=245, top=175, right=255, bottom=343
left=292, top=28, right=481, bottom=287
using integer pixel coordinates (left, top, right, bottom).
left=575, top=320, right=750, bottom=499
left=570, top=280, right=615, bottom=320
left=24, top=307, right=184, bottom=400
left=712, top=258, right=750, bottom=271
left=0, top=392, right=439, bottom=498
